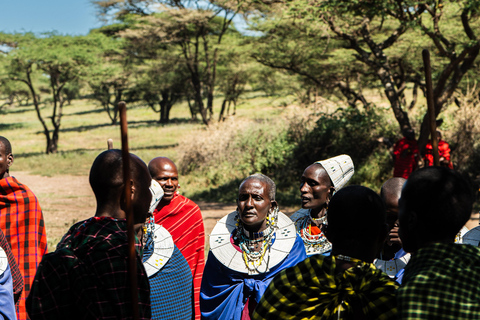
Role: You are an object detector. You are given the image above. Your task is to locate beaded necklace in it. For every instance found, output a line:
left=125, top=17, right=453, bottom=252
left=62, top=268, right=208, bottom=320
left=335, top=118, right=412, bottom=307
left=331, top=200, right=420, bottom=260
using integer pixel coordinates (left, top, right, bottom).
left=298, top=213, right=331, bottom=254
left=234, top=207, right=279, bottom=274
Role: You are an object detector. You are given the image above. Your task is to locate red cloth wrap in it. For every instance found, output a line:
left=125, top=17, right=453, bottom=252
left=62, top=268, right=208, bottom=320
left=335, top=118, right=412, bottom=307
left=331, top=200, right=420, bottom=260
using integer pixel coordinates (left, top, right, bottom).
left=0, top=176, right=48, bottom=320
left=153, top=193, right=205, bottom=320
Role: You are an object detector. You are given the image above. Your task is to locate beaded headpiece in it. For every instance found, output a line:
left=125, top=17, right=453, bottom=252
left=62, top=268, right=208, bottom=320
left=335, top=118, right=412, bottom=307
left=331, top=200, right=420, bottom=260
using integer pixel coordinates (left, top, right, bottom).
left=316, top=154, right=354, bottom=191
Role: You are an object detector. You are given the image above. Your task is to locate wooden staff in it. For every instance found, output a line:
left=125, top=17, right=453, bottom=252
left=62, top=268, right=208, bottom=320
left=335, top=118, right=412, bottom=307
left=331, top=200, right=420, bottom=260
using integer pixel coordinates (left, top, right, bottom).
left=118, top=101, right=140, bottom=320
left=107, top=138, right=113, bottom=150
left=422, top=49, right=440, bottom=166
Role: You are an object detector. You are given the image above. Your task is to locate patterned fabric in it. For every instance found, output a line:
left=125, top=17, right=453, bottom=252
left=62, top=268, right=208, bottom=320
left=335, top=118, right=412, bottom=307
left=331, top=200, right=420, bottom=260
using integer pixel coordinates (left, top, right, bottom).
left=0, top=176, right=47, bottom=320
left=393, top=137, right=419, bottom=178
left=398, top=242, right=480, bottom=319
left=26, top=217, right=151, bottom=320
left=143, top=229, right=193, bottom=320
left=200, top=235, right=306, bottom=320
left=253, top=255, right=398, bottom=320
left=315, top=154, right=354, bottom=190
left=0, top=227, right=23, bottom=302
left=153, top=193, right=204, bottom=319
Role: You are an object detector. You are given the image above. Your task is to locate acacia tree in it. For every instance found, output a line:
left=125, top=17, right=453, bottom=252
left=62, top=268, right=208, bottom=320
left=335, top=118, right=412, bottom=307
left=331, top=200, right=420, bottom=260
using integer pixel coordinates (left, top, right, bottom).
left=93, top=0, right=245, bottom=126
left=252, top=0, right=480, bottom=152
left=0, top=32, right=108, bottom=153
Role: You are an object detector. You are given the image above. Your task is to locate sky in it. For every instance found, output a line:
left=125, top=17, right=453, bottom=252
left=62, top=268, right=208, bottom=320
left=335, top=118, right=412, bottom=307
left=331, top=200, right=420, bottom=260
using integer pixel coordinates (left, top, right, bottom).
left=0, top=0, right=101, bottom=35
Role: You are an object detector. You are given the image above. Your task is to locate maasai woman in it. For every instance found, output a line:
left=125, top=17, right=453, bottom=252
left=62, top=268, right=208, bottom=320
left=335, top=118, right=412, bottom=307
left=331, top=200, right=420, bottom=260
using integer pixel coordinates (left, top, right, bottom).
left=200, top=174, right=306, bottom=320
left=290, top=155, right=354, bottom=256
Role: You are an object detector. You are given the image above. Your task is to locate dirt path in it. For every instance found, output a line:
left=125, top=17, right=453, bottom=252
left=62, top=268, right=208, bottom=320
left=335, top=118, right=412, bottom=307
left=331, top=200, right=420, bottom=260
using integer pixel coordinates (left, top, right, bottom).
left=14, top=172, right=236, bottom=249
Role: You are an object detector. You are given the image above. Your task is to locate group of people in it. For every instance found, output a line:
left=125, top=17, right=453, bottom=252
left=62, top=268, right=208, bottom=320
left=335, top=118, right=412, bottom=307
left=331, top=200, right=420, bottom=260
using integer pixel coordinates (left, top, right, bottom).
left=1, top=134, right=479, bottom=319
left=393, top=128, right=453, bottom=179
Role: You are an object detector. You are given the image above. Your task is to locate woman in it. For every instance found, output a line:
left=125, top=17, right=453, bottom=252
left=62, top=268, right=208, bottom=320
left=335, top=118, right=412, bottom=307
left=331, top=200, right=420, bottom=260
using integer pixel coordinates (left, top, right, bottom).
left=200, top=174, right=306, bottom=320
left=290, top=154, right=354, bottom=256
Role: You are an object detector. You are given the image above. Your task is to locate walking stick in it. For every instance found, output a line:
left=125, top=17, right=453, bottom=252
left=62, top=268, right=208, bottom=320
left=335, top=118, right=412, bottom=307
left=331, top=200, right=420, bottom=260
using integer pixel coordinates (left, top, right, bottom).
left=107, top=138, right=114, bottom=150
left=118, top=101, right=140, bottom=320
left=422, top=49, right=440, bottom=166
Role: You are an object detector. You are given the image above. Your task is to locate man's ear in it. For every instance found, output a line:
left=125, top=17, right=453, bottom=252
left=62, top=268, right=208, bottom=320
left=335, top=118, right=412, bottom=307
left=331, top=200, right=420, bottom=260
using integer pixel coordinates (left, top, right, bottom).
left=6, top=153, right=13, bottom=169
left=130, top=179, right=135, bottom=200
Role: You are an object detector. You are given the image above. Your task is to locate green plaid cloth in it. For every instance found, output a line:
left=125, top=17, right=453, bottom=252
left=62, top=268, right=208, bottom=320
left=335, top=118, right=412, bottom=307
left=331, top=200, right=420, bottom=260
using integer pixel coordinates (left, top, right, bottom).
left=253, top=255, right=398, bottom=320
left=398, top=242, right=480, bottom=319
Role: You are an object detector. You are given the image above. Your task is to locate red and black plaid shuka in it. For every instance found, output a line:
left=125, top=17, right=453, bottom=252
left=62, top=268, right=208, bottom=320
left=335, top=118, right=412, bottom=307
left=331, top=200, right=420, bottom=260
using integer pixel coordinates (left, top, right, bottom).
left=0, top=176, right=48, bottom=320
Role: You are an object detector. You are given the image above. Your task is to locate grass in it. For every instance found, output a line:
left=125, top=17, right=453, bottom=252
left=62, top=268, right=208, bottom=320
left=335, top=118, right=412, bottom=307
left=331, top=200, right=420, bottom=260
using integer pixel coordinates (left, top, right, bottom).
left=0, top=91, right=300, bottom=198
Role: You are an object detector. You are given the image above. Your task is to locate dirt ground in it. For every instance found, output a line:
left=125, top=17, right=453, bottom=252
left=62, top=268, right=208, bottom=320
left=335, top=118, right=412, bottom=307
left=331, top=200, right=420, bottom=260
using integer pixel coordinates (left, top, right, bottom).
left=14, top=172, right=237, bottom=250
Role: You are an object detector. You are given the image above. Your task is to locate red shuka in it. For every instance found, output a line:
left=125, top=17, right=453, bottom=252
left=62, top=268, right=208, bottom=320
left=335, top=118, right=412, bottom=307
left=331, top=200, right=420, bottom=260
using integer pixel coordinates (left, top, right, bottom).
left=393, top=137, right=419, bottom=179
left=0, top=176, right=48, bottom=320
left=424, top=139, right=453, bottom=168
left=153, top=193, right=205, bottom=320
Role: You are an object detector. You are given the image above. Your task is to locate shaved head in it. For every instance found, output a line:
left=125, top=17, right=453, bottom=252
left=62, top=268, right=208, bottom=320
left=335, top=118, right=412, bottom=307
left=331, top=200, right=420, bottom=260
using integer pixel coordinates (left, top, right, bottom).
left=90, top=149, right=152, bottom=223
left=0, top=136, right=14, bottom=179
left=148, top=157, right=177, bottom=177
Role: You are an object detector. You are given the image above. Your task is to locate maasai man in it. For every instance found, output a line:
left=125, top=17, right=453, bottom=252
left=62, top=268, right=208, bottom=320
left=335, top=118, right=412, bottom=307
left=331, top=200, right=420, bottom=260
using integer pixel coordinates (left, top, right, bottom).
left=142, top=215, right=194, bottom=319
left=0, top=136, right=47, bottom=320
left=393, top=128, right=419, bottom=178
left=149, top=156, right=204, bottom=319
left=201, top=174, right=306, bottom=320
left=26, top=150, right=152, bottom=319
left=290, top=154, right=354, bottom=256
left=397, top=167, right=480, bottom=319
left=424, top=131, right=453, bottom=168
left=374, top=177, right=410, bottom=282
left=253, top=186, right=398, bottom=320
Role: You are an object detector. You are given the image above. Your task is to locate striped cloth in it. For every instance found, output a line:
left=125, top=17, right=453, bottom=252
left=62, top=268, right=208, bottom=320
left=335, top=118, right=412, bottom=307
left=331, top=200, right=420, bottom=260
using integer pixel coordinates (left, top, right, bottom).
left=253, top=255, right=398, bottom=320
left=0, top=176, right=47, bottom=320
left=26, top=217, right=151, bottom=319
left=398, top=242, right=480, bottom=319
left=153, top=193, right=205, bottom=320
left=0, top=227, right=23, bottom=302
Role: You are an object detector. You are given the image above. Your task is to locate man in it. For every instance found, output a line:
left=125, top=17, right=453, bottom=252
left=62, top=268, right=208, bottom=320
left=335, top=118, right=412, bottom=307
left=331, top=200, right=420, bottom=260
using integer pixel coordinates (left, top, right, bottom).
left=201, top=174, right=306, bottom=320
left=253, top=186, right=398, bottom=320
left=374, top=177, right=410, bottom=282
left=424, top=131, right=453, bottom=168
left=397, top=167, right=480, bottom=319
left=26, top=149, right=152, bottom=319
left=393, top=128, right=419, bottom=178
left=0, top=136, right=47, bottom=320
left=290, top=154, right=354, bottom=256
left=148, top=156, right=204, bottom=319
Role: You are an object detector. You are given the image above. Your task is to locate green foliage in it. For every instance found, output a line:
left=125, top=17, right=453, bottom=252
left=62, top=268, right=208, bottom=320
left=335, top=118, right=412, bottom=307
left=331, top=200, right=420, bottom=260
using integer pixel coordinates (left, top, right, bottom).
left=180, top=106, right=399, bottom=205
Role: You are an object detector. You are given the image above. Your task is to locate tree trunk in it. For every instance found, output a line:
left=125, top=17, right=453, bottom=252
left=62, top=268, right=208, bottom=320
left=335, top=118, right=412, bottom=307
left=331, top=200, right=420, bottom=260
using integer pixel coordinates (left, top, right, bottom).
left=218, top=99, right=227, bottom=122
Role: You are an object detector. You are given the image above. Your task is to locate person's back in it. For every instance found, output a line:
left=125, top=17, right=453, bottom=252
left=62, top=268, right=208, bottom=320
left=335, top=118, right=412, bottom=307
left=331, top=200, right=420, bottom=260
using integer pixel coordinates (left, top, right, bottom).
left=397, top=166, right=479, bottom=319
left=253, top=186, right=398, bottom=320
left=26, top=150, right=152, bottom=319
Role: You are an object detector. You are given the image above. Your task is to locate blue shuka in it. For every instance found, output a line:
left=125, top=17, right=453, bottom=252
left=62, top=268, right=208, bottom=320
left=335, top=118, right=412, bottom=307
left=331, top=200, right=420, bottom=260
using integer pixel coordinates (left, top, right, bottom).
left=200, top=211, right=307, bottom=320
left=143, top=224, right=193, bottom=320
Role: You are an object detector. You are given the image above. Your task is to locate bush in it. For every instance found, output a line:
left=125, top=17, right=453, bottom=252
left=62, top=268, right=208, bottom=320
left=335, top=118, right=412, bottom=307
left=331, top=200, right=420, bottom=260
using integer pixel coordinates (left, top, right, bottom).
left=179, top=105, right=399, bottom=205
